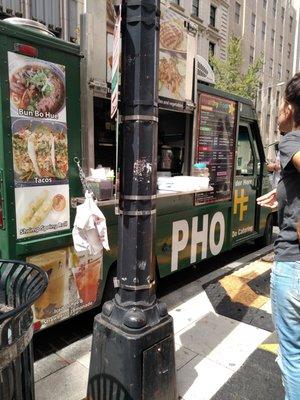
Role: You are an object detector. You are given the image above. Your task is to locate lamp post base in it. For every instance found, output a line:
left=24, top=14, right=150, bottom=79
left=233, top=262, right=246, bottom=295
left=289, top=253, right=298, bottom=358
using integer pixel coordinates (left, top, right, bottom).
left=87, top=299, right=177, bottom=400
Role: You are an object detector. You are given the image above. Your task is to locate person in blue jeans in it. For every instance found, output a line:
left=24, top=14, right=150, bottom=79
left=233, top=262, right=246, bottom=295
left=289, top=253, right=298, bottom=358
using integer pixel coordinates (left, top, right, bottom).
left=257, top=73, right=300, bottom=400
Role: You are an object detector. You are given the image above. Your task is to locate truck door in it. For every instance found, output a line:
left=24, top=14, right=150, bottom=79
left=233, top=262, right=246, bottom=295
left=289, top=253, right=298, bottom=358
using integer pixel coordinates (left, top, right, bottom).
left=232, top=124, right=259, bottom=244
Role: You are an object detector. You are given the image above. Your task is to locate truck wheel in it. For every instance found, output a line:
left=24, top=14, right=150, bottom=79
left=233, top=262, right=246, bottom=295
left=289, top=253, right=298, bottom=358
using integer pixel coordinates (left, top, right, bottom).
left=256, top=214, right=273, bottom=247
left=101, top=263, right=117, bottom=305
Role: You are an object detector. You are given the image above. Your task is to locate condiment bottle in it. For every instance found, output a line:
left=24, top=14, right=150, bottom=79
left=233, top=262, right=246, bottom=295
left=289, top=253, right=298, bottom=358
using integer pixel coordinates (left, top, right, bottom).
left=193, top=163, right=209, bottom=177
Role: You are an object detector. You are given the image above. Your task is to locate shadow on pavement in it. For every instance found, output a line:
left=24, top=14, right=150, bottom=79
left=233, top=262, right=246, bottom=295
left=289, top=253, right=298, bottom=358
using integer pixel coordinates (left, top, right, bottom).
left=176, top=311, right=238, bottom=398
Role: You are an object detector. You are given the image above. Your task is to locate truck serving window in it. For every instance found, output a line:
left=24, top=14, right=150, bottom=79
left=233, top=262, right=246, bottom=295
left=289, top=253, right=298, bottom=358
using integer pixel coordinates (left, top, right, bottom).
left=236, top=126, right=254, bottom=176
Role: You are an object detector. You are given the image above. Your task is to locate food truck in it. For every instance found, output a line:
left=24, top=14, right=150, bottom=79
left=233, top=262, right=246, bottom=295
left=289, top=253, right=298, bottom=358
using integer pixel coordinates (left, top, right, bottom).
left=0, top=6, right=273, bottom=331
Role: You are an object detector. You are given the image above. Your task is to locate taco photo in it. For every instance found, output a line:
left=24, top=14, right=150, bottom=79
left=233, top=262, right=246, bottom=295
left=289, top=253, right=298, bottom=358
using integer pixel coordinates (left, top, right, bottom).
left=12, top=119, right=68, bottom=182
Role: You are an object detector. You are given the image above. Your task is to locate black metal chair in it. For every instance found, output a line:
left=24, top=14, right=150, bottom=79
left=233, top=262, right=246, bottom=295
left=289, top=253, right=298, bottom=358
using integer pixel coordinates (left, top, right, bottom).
left=0, top=259, right=48, bottom=400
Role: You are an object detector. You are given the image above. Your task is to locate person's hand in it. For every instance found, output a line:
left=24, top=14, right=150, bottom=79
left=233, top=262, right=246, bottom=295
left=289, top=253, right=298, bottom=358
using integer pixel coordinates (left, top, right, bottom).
left=257, top=189, right=278, bottom=209
left=267, top=162, right=276, bottom=172
left=274, top=161, right=281, bottom=171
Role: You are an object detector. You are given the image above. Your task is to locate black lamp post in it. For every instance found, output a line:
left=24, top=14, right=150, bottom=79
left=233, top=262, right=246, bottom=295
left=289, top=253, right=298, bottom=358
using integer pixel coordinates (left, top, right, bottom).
left=87, top=0, right=177, bottom=399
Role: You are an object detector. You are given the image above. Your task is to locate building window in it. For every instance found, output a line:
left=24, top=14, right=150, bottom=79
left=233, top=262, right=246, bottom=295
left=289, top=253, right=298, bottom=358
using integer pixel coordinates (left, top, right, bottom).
left=288, top=43, right=291, bottom=58
left=286, top=69, right=290, bottom=81
left=273, top=0, right=276, bottom=16
left=279, top=35, right=283, bottom=53
left=251, top=13, right=256, bottom=33
left=210, top=5, right=217, bottom=27
left=276, top=90, right=280, bottom=106
left=192, top=0, right=199, bottom=16
left=235, top=2, right=241, bottom=24
left=263, top=0, right=267, bottom=9
left=209, top=41, right=215, bottom=56
left=271, top=29, right=275, bottom=46
left=269, top=58, right=273, bottom=75
left=278, top=64, right=281, bottom=80
left=262, top=21, right=266, bottom=42
left=281, top=7, right=285, bottom=22
left=250, top=46, right=254, bottom=63
left=268, top=87, right=272, bottom=103
left=290, top=16, right=293, bottom=32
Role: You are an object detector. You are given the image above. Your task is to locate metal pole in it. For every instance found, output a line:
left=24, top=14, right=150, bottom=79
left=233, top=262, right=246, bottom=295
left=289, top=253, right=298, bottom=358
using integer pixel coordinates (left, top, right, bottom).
left=60, top=0, right=69, bottom=41
left=80, top=13, right=95, bottom=172
left=117, top=0, right=158, bottom=308
left=23, top=0, right=31, bottom=19
left=87, top=0, right=177, bottom=398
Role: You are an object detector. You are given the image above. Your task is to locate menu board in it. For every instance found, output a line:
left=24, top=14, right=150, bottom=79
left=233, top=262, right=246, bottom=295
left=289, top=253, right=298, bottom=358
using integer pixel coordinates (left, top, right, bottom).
left=8, top=52, right=70, bottom=239
left=27, top=247, right=103, bottom=330
left=194, top=93, right=237, bottom=205
left=158, top=4, right=187, bottom=111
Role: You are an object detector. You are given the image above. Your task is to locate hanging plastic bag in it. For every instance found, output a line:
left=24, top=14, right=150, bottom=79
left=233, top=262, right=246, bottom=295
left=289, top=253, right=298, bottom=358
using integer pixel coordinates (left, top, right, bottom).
left=72, top=191, right=110, bottom=256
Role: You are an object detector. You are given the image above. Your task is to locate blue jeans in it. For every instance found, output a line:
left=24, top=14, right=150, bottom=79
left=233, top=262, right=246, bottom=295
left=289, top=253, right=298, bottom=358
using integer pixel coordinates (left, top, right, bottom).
left=271, top=261, right=300, bottom=400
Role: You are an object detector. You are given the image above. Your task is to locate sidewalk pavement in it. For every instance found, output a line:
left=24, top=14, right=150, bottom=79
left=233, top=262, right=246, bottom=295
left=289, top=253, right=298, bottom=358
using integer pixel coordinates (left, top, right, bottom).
left=34, top=244, right=281, bottom=400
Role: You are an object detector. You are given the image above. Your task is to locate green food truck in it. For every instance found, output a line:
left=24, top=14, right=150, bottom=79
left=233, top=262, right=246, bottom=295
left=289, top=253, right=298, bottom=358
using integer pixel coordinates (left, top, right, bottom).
left=0, top=16, right=273, bottom=331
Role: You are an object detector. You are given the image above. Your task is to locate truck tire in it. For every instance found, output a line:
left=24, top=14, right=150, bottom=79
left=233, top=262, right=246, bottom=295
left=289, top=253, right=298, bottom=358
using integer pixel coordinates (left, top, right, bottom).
left=256, top=214, right=273, bottom=247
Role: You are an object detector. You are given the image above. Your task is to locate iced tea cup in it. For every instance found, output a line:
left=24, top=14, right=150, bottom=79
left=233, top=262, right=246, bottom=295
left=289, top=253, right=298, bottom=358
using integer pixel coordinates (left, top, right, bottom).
left=28, top=250, right=67, bottom=319
left=73, top=258, right=101, bottom=304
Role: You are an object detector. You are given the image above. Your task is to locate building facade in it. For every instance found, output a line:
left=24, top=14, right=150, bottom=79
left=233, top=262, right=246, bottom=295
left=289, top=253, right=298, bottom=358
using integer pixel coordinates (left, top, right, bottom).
left=228, top=0, right=297, bottom=155
left=1, top=0, right=299, bottom=155
left=167, top=0, right=230, bottom=62
left=0, top=0, right=84, bottom=42
left=0, top=0, right=230, bottom=62
left=292, top=0, right=300, bottom=73
left=0, top=0, right=231, bottom=81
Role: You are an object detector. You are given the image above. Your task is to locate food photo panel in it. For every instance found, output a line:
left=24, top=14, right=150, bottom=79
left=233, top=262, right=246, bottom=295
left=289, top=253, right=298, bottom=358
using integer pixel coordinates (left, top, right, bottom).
left=12, top=117, right=68, bottom=185
left=159, top=50, right=186, bottom=101
left=8, top=52, right=66, bottom=123
left=28, top=248, right=69, bottom=321
left=160, top=6, right=187, bottom=53
left=158, top=4, right=187, bottom=103
left=15, top=184, right=70, bottom=239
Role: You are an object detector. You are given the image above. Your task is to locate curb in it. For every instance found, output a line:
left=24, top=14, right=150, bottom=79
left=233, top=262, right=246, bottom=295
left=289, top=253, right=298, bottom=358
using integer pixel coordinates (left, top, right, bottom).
left=220, top=244, right=274, bottom=273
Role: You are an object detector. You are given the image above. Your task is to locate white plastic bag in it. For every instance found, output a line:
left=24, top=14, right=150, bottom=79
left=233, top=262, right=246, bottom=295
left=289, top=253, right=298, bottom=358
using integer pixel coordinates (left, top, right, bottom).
left=72, top=191, right=110, bottom=255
